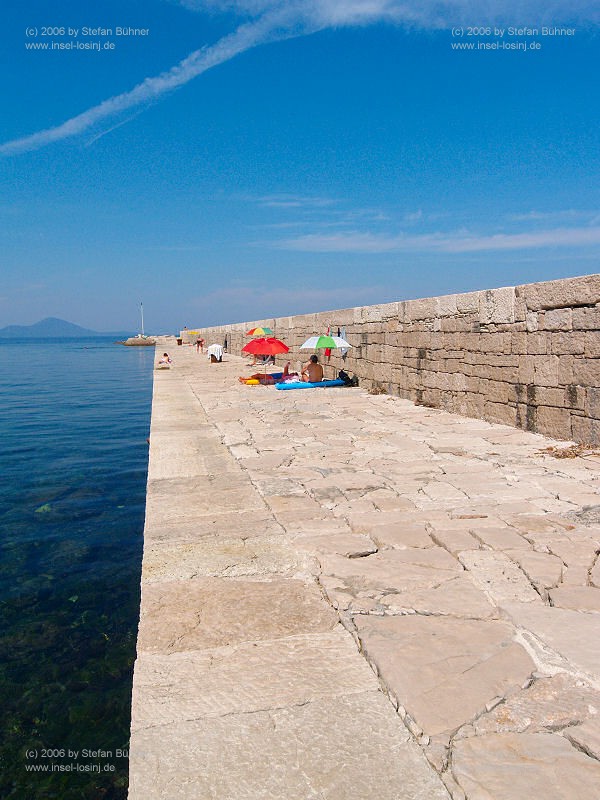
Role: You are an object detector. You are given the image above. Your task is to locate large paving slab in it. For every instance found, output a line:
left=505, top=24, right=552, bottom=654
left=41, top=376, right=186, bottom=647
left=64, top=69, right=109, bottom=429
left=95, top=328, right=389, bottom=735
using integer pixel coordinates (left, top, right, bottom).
left=501, top=602, right=600, bottom=684
left=137, top=577, right=338, bottom=653
left=355, top=615, right=535, bottom=737
left=129, top=692, right=449, bottom=800
left=130, top=341, right=600, bottom=799
left=131, top=630, right=381, bottom=729
left=452, top=732, right=600, bottom=799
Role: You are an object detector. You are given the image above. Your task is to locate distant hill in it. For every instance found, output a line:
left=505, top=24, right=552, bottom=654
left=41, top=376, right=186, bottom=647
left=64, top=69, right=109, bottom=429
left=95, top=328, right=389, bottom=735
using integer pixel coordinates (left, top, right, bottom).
left=0, top=317, right=134, bottom=338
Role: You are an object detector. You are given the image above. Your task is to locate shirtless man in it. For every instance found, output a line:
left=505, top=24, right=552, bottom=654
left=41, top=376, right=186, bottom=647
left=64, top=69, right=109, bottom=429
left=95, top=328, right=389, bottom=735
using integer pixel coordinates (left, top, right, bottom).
left=301, top=354, right=324, bottom=383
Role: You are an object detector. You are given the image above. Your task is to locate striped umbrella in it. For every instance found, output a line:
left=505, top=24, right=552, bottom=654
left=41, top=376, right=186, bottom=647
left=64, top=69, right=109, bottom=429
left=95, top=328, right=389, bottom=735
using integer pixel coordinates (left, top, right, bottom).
left=246, top=326, right=273, bottom=336
left=300, top=335, right=352, bottom=350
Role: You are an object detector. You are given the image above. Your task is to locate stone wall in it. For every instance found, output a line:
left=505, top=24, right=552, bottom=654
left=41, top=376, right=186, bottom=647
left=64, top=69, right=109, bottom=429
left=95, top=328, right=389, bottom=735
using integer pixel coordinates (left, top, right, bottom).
left=184, top=274, right=600, bottom=444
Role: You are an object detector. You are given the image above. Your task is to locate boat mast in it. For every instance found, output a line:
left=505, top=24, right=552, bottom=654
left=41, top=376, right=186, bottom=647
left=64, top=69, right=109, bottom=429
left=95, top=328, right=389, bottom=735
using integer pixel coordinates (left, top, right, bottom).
left=140, top=302, right=144, bottom=336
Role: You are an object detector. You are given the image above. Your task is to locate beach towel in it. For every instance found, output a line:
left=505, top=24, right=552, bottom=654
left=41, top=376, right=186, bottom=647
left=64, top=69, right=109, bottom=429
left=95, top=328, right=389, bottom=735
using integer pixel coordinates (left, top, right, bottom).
left=340, top=327, right=349, bottom=359
left=276, top=379, right=344, bottom=390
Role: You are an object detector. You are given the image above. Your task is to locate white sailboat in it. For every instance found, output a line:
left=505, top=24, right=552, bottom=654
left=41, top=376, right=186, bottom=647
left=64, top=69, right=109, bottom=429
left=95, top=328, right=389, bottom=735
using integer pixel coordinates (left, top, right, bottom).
left=123, top=302, right=156, bottom=346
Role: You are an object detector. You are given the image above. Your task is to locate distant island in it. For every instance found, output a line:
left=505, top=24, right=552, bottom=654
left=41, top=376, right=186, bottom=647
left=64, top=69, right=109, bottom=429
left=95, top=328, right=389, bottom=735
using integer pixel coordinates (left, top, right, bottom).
left=0, top=317, right=135, bottom=338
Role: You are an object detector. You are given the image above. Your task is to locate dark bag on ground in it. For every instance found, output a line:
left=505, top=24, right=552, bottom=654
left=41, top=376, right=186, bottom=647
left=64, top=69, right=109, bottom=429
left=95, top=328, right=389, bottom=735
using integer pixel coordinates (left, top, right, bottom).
left=339, top=370, right=359, bottom=387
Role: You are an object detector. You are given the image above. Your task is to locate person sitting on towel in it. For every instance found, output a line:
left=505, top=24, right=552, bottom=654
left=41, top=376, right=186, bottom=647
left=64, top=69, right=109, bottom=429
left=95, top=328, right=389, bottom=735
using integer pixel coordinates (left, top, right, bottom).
left=301, top=355, right=324, bottom=383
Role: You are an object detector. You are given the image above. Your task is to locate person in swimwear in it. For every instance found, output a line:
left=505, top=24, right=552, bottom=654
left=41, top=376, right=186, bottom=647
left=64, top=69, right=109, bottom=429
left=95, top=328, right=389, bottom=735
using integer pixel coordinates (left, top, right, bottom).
left=301, top=354, right=324, bottom=383
left=239, top=361, right=298, bottom=385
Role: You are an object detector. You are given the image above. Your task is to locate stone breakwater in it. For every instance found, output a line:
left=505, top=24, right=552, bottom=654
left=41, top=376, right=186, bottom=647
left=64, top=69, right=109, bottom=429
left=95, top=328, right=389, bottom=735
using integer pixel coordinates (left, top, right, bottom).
left=186, top=273, right=600, bottom=444
left=129, top=342, right=600, bottom=799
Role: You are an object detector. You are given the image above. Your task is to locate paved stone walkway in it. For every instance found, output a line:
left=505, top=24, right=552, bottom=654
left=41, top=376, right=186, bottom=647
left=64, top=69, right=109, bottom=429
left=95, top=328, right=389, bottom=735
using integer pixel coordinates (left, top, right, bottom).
left=129, top=342, right=600, bottom=799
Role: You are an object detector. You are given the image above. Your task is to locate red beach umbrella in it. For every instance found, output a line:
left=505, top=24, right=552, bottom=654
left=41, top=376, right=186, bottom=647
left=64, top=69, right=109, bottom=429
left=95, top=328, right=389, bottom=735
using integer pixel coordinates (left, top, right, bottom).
left=242, top=337, right=289, bottom=356
left=241, top=337, right=289, bottom=375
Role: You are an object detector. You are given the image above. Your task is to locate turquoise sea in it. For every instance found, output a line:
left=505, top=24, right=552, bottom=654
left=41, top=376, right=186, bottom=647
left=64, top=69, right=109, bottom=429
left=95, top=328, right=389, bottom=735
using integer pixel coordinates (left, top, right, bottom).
left=0, top=338, right=154, bottom=799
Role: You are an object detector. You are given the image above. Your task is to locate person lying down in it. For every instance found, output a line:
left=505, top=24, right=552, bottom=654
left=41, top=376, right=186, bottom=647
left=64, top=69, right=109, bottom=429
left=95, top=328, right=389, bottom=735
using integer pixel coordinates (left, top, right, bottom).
left=239, top=355, right=325, bottom=385
left=239, top=361, right=299, bottom=385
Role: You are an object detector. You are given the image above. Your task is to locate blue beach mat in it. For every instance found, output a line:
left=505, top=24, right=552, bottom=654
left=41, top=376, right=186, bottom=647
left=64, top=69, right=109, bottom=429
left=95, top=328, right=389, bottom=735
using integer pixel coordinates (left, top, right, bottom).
left=276, top=379, right=345, bottom=390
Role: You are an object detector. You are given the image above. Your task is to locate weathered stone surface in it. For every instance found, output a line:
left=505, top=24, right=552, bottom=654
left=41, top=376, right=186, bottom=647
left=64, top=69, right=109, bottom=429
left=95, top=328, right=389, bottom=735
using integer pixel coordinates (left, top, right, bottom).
left=452, top=732, right=600, bottom=799
left=459, top=550, right=541, bottom=605
left=377, top=575, right=494, bottom=618
left=266, top=493, right=329, bottom=519
left=504, top=549, right=563, bottom=591
left=543, top=538, right=598, bottom=586
left=506, top=514, right=572, bottom=535
left=320, top=547, right=461, bottom=597
left=284, top=517, right=352, bottom=537
left=132, top=335, right=600, bottom=797
left=431, top=528, right=482, bottom=555
left=355, top=616, right=535, bottom=735
left=562, top=506, right=600, bottom=527
left=143, top=509, right=286, bottom=544
left=549, top=586, right=600, bottom=613
left=544, top=308, right=572, bottom=331
left=142, top=536, right=307, bottom=583
left=502, top=603, right=600, bottom=682
left=132, top=630, right=379, bottom=731
left=592, top=556, right=600, bottom=587
left=563, top=717, right=600, bottom=760
left=147, top=430, right=225, bottom=478
left=137, top=578, right=339, bottom=654
left=368, top=523, right=433, bottom=549
left=479, top=287, right=516, bottom=325
left=129, top=692, right=450, bottom=800
left=521, top=274, right=600, bottom=310
left=470, top=526, right=530, bottom=551
left=347, top=508, right=421, bottom=533
left=295, top=532, right=377, bottom=558
left=145, top=477, right=265, bottom=525
left=467, top=673, right=600, bottom=736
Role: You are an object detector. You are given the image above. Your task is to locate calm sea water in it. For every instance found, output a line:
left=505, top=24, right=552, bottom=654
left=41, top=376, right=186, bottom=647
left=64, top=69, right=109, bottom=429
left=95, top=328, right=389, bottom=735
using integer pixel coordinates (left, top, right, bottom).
left=0, top=338, right=154, bottom=799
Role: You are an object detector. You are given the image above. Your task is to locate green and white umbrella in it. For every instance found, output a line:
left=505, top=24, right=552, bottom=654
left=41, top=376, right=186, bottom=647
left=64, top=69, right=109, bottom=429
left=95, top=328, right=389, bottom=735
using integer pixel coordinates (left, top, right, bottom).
left=300, top=335, right=352, bottom=350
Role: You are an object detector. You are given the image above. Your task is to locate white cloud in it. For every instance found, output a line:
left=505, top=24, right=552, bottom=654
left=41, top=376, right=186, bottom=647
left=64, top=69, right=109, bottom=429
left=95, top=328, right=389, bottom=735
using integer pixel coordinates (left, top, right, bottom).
left=507, top=209, right=599, bottom=223
left=254, top=193, right=338, bottom=208
left=179, top=1, right=600, bottom=27
left=3, top=0, right=598, bottom=156
left=441, top=226, right=600, bottom=252
left=276, top=225, right=600, bottom=253
left=0, top=10, right=308, bottom=156
left=403, top=209, right=423, bottom=224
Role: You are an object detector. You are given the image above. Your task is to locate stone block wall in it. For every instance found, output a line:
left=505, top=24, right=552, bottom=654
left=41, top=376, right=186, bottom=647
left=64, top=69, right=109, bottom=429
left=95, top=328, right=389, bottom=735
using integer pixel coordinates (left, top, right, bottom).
left=184, top=274, right=600, bottom=444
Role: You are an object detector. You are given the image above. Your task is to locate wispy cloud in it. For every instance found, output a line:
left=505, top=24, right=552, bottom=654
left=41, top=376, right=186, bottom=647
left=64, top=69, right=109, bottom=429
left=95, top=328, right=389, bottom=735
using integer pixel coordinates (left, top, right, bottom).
left=249, top=194, right=403, bottom=229
left=84, top=112, right=145, bottom=148
left=507, top=209, right=600, bottom=223
left=276, top=225, right=600, bottom=253
left=3, top=0, right=598, bottom=156
left=179, top=1, right=600, bottom=28
left=254, top=193, right=338, bottom=208
left=0, top=9, right=312, bottom=157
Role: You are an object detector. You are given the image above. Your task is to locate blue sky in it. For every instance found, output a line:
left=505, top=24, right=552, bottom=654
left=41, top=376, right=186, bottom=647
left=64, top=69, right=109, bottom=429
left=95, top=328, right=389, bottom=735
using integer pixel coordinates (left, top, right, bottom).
left=1, top=1, right=599, bottom=332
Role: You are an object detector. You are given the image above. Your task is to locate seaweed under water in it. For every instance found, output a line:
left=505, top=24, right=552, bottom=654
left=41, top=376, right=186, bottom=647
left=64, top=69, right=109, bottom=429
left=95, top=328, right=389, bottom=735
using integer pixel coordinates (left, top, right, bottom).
left=0, top=338, right=153, bottom=799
